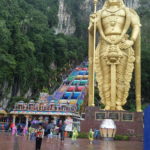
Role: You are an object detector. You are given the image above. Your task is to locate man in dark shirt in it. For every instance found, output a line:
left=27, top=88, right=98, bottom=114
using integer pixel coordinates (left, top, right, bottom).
left=35, top=124, right=44, bottom=150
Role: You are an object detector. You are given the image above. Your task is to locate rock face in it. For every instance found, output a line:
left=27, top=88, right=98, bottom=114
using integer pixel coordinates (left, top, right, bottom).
left=0, top=81, right=32, bottom=109
left=55, top=0, right=140, bottom=35
left=124, top=0, right=140, bottom=8
left=54, top=0, right=76, bottom=35
left=0, top=82, right=12, bottom=109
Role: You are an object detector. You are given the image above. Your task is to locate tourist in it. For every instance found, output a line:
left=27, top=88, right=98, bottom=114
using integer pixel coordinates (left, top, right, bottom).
left=59, top=121, right=66, bottom=142
left=71, top=127, right=78, bottom=144
left=35, top=124, right=45, bottom=150
left=12, top=124, right=17, bottom=136
left=29, top=126, right=35, bottom=141
left=47, top=129, right=53, bottom=143
left=49, top=121, right=55, bottom=131
left=88, top=129, right=94, bottom=144
left=23, top=126, right=28, bottom=136
left=94, top=129, right=100, bottom=139
left=53, top=126, right=59, bottom=141
left=17, top=124, right=22, bottom=135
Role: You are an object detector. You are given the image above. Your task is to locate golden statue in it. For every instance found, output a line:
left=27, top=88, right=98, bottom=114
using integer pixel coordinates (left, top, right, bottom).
left=88, top=0, right=142, bottom=111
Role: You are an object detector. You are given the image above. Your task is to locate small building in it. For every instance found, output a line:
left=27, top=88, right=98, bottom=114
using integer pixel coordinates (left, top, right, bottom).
left=0, top=107, right=9, bottom=131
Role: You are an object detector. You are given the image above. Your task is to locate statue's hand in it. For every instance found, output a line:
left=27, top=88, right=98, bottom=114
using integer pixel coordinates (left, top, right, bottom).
left=119, top=40, right=134, bottom=49
left=88, top=13, right=97, bottom=32
left=89, top=13, right=97, bottom=24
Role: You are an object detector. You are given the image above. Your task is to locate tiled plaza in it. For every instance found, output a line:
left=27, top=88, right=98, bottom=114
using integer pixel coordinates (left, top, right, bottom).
left=0, top=133, right=143, bottom=150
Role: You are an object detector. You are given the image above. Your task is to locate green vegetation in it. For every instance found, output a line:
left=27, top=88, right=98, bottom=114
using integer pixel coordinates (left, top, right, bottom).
left=137, top=0, right=150, bottom=105
left=65, top=0, right=88, bottom=38
left=7, top=96, right=29, bottom=109
left=78, top=132, right=88, bottom=138
left=0, top=0, right=87, bottom=109
left=68, top=131, right=88, bottom=139
left=114, top=135, right=130, bottom=141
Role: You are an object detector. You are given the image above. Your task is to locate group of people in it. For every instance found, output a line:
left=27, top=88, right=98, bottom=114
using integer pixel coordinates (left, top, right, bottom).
left=9, top=120, right=100, bottom=150
left=11, top=123, right=27, bottom=136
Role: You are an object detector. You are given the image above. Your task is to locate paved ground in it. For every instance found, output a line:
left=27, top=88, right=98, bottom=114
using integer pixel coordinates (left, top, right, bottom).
left=0, top=132, right=143, bottom=150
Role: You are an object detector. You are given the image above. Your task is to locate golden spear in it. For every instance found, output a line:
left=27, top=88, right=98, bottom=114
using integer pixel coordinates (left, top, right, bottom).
left=88, top=0, right=98, bottom=106
left=92, top=0, right=98, bottom=106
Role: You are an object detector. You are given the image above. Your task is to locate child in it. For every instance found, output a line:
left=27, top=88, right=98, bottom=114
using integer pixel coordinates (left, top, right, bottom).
left=71, top=127, right=78, bottom=144
left=28, top=126, right=35, bottom=141
left=88, top=129, right=94, bottom=144
left=47, top=129, right=53, bottom=143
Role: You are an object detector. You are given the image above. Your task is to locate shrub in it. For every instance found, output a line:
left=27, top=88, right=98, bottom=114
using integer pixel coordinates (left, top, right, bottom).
left=78, top=132, right=88, bottom=138
left=114, top=135, right=129, bottom=141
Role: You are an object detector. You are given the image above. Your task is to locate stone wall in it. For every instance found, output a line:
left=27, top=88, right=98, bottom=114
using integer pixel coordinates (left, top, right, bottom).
left=80, top=107, right=143, bottom=141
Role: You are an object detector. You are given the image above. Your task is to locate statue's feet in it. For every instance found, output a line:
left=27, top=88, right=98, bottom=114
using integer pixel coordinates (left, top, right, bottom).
left=136, top=109, right=142, bottom=112
left=116, top=106, right=125, bottom=111
left=104, top=106, right=111, bottom=110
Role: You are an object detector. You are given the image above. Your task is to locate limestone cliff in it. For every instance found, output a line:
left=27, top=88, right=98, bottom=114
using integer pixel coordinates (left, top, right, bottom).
left=54, top=0, right=76, bottom=35
left=55, top=0, right=140, bottom=35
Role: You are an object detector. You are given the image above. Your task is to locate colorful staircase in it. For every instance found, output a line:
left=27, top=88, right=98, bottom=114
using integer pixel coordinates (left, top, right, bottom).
left=11, top=61, right=89, bottom=116
left=47, top=62, right=88, bottom=112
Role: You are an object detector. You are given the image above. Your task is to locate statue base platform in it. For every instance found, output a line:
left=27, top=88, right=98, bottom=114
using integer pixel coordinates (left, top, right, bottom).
left=80, top=106, right=143, bottom=141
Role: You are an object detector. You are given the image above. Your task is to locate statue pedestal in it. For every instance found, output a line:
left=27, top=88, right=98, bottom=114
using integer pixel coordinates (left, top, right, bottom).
left=80, top=106, right=143, bottom=141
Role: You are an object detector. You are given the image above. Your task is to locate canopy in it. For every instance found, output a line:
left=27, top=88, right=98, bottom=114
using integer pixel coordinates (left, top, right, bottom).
left=82, top=68, right=88, bottom=71
left=59, top=99, right=77, bottom=105
left=82, top=75, right=88, bottom=79
left=49, top=100, right=59, bottom=104
left=67, top=76, right=75, bottom=81
left=0, top=108, right=7, bottom=115
left=69, top=100, right=77, bottom=104
left=71, top=80, right=80, bottom=85
left=75, top=86, right=85, bottom=91
left=75, top=67, right=88, bottom=71
left=62, top=92, right=73, bottom=99
left=76, top=75, right=84, bottom=79
left=47, top=96, right=54, bottom=101
left=75, top=67, right=82, bottom=71
left=70, top=71, right=80, bottom=76
left=59, top=100, right=69, bottom=104
left=78, top=71, right=86, bottom=75
left=67, top=86, right=76, bottom=92
left=79, top=80, right=88, bottom=85
left=71, top=92, right=81, bottom=99
left=54, top=92, right=64, bottom=99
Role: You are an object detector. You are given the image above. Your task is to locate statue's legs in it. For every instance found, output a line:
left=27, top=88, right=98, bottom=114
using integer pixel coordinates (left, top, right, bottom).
left=116, top=54, right=128, bottom=110
left=100, top=57, right=111, bottom=110
left=96, top=38, right=135, bottom=110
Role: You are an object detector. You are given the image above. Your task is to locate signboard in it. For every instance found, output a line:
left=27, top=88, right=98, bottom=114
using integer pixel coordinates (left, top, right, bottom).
left=95, top=112, right=106, bottom=120
left=122, top=113, right=134, bottom=121
left=108, top=112, right=119, bottom=121
left=65, top=117, right=73, bottom=131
